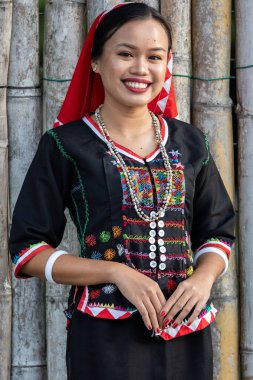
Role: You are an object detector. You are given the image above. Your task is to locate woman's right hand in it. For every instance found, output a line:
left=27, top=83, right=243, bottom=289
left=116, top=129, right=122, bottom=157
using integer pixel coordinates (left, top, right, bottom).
left=111, top=263, right=166, bottom=332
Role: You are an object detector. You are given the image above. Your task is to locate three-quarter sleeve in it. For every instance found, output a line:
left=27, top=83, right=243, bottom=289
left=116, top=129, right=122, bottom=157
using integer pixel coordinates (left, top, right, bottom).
left=190, top=150, right=235, bottom=276
left=9, top=132, right=71, bottom=278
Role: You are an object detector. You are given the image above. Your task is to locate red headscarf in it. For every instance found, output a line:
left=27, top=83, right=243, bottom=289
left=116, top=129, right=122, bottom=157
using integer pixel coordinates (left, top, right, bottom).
left=53, top=2, right=178, bottom=128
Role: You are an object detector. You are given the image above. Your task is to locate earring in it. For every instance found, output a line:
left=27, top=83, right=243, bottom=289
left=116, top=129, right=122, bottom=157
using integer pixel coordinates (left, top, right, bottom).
left=93, top=66, right=97, bottom=72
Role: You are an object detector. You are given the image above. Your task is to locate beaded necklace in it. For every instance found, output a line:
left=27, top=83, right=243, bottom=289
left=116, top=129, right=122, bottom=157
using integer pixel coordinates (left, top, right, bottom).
left=95, top=105, right=173, bottom=222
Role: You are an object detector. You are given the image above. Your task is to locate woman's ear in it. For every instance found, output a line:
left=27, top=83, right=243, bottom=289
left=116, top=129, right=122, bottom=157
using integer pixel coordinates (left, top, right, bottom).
left=91, top=61, right=100, bottom=74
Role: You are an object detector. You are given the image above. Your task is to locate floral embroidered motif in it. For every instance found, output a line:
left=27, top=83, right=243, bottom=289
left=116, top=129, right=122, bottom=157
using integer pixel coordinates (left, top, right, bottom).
left=102, top=284, right=117, bottom=294
left=91, top=250, right=102, bottom=260
left=169, top=150, right=182, bottom=158
left=116, top=244, right=125, bottom=256
left=186, top=266, right=194, bottom=276
left=104, top=248, right=116, bottom=260
left=167, top=279, right=177, bottom=293
left=85, top=234, right=97, bottom=247
left=112, top=225, right=122, bottom=238
left=99, top=231, right=111, bottom=243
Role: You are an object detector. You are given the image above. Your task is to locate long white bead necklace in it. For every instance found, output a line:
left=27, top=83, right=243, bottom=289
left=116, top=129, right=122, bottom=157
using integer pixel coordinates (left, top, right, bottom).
left=95, top=105, right=173, bottom=222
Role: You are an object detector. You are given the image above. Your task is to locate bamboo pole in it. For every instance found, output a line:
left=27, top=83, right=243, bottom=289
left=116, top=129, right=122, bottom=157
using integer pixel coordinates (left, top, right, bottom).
left=87, top=0, right=121, bottom=29
left=43, top=1, right=85, bottom=378
left=160, top=0, right=191, bottom=122
left=129, top=0, right=159, bottom=11
left=236, top=1, right=253, bottom=378
left=192, top=1, right=239, bottom=379
left=7, top=0, right=46, bottom=378
left=0, top=2, right=12, bottom=378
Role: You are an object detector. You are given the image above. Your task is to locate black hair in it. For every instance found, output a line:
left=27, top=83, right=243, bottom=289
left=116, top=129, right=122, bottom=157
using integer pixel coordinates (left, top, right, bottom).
left=91, top=3, right=172, bottom=60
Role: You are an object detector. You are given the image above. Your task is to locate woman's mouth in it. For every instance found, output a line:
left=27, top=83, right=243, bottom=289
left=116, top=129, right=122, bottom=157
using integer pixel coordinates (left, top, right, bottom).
left=122, top=79, right=151, bottom=93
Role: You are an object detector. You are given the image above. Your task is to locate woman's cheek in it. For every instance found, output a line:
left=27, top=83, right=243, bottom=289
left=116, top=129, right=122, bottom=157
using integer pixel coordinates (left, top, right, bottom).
left=152, top=66, right=167, bottom=95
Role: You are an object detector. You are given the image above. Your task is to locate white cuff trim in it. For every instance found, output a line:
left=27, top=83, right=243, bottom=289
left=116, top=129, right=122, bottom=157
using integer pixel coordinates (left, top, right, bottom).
left=45, top=250, right=68, bottom=284
left=194, top=247, right=229, bottom=277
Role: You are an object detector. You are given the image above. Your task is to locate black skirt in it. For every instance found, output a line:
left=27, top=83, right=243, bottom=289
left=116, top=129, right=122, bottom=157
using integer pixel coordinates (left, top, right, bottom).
left=66, top=309, right=213, bottom=380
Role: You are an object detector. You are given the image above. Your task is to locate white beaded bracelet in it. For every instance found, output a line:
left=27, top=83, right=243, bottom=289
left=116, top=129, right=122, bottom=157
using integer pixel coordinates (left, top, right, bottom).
left=45, top=250, right=68, bottom=284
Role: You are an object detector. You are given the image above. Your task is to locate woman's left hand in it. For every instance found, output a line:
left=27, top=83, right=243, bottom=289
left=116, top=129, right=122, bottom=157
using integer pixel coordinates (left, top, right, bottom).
left=159, top=272, right=214, bottom=328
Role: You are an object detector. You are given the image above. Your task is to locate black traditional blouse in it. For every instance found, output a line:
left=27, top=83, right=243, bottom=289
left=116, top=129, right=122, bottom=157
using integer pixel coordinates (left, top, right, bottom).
left=9, top=116, right=235, bottom=340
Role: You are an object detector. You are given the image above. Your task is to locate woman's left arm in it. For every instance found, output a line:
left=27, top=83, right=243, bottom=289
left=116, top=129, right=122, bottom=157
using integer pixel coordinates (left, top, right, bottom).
left=160, top=140, right=235, bottom=328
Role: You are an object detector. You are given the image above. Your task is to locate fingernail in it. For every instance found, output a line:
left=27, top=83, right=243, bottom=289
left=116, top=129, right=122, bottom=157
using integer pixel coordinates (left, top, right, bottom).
left=160, top=310, right=166, bottom=317
left=172, top=323, right=178, bottom=329
left=148, top=325, right=152, bottom=330
left=156, top=328, right=160, bottom=334
left=164, top=318, right=169, bottom=325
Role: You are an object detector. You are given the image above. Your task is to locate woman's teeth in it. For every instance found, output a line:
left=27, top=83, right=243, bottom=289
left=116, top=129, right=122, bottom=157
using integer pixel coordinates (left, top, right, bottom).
left=124, top=81, right=149, bottom=89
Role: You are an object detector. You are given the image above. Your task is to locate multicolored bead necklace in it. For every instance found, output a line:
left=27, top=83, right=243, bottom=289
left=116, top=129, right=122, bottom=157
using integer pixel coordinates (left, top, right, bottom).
left=95, top=105, right=173, bottom=222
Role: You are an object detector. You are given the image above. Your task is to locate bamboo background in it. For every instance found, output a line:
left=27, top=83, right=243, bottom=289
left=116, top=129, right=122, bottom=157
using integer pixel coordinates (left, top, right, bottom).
left=1, top=0, right=252, bottom=378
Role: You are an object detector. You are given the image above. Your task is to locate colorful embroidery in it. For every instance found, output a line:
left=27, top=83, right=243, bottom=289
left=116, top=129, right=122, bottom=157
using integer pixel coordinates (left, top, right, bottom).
left=85, top=234, right=97, bottom=247
left=123, top=234, right=149, bottom=242
left=99, top=231, right=111, bottom=243
left=90, top=289, right=102, bottom=299
left=47, top=130, right=89, bottom=250
left=102, top=284, right=117, bottom=294
left=104, top=248, right=116, bottom=260
left=186, top=266, right=194, bottom=276
left=116, top=244, right=125, bottom=256
left=91, top=250, right=102, bottom=260
left=112, top=155, right=185, bottom=209
left=203, top=133, right=210, bottom=165
left=14, top=241, right=52, bottom=277
left=206, top=237, right=232, bottom=247
left=112, top=225, right=122, bottom=238
left=13, top=241, right=49, bottom=264
left=167, top=279, right=177, bottom=292
left=86, top=302, right=136, bottom=312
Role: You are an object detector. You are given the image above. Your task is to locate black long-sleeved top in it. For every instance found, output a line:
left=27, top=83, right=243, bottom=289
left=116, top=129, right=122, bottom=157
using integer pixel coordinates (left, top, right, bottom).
left=9, top=115, right=235, bottom=339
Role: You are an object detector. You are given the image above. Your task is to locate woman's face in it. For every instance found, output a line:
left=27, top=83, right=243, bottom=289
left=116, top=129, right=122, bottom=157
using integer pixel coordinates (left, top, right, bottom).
left=93, top=18, right=169, bottom=111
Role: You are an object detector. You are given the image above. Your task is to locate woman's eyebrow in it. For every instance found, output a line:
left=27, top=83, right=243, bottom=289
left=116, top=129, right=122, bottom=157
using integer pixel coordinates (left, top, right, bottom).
left=115, top=43, right=166, bottom=52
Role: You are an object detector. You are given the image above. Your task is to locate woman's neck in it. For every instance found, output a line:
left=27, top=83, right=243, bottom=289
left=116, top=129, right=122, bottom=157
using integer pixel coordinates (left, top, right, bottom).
left=97, top=102, right=153, bottom=138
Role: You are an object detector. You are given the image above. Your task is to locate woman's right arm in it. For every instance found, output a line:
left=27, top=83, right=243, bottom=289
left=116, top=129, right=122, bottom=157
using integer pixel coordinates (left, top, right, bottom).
left=18, top=247, right=121, bottom=285
left=20, top=248, right=165, bottom=331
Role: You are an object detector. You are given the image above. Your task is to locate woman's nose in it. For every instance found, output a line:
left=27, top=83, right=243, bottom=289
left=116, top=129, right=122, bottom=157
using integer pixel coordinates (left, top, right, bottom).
left=129, top=57, right=149, bottom=75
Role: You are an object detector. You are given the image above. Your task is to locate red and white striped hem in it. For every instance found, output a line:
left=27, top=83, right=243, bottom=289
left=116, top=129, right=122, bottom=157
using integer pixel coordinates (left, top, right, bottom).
left=77, top=288, right=137, bottom=319
left=158, top=304, right=217, bottom=341
left=14, top=242, right=52, bottom=278
left=196, top=241, right=231, bottom=258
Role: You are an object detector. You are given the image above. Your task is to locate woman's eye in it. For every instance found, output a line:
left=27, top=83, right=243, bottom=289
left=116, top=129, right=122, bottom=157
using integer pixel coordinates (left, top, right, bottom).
left=118, top=52, right=133, bottom=58
left=149, top=55, right=162, bottom=61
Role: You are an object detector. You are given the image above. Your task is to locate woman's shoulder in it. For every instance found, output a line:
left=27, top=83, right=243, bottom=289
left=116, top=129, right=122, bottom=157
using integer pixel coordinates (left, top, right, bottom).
left=44, top=117, right=97, bottom=149
left=164, top=117, right=206, bottom=141
left=163, top=117, right=209, bottom=164
left=47, top=118, right=88, bottom=139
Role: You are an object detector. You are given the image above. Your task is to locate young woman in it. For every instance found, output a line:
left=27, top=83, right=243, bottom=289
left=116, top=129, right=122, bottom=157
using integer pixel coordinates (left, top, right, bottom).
left=9, top=3, right=235, bottom=379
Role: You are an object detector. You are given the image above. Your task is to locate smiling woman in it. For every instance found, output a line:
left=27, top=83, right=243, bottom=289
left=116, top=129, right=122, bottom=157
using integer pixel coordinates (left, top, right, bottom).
left=92, top=19, right=168, bottom=112
left=9, top=3, right=235, bottom=380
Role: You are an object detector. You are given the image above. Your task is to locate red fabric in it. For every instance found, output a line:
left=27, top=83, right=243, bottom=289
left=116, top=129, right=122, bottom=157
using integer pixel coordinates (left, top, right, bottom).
left=53, top=3, right=178, bottom=128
